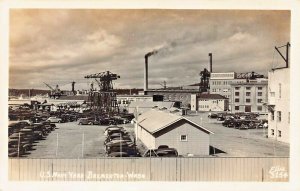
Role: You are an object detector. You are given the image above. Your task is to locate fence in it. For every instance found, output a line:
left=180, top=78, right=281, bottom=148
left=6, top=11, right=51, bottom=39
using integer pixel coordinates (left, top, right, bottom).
left=8, top=157, right=289, bottom=181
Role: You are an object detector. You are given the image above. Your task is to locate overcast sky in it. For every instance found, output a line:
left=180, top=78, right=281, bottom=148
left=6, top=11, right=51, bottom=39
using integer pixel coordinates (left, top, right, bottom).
left=9, top=9, right=290, bottom=90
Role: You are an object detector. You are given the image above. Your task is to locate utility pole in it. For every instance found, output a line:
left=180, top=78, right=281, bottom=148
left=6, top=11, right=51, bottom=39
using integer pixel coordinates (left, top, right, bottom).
left=274, top=42, right=290, bottom=69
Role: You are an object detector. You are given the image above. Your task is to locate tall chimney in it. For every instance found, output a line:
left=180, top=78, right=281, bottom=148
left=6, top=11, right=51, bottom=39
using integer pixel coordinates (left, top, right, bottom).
left=209, top=53, right=212, bottom=73
left=144, top=55, right=149, bottom=92
left=71, top=81, right=75, bottom=92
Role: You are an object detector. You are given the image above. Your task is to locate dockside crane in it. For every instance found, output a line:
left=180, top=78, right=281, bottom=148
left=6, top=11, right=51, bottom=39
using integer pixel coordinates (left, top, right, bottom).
left=84, top=71, right=120, bottom=115
left=84, top=71, right=120, bottom=91
left=43, top=82, right=63, bottom=99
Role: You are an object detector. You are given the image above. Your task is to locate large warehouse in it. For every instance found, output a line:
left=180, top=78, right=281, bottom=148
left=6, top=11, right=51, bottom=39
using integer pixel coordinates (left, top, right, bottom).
left=135, top=109, right=214, bottom=156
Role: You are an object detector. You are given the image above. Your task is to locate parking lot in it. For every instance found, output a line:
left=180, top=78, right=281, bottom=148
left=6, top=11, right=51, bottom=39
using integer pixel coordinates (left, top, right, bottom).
left=186, top=112, right=289, bottom=157
left=25, top=122, right=135, bottom=158
left=18, top=112, right=289, bottom=158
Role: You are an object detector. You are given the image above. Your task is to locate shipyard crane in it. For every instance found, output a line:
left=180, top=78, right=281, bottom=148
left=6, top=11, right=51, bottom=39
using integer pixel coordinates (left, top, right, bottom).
left=84, top=71, right=120, bottom=91
left=43, top=82, right=63, bottom=98
left=84, top=71, right=120, bottom=114
left=199, top=68, right=210, bottom=92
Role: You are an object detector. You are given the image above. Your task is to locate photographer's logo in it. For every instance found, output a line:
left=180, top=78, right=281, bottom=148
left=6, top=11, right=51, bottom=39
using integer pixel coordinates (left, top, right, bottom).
left=269, top=166, right=288, bottom=179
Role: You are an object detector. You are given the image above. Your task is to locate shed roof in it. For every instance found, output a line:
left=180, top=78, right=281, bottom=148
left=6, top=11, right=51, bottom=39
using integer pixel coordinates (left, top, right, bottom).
left=128, top=101, right=174, bottom=109
left=196, top=94, right=227, bottom=100
left=137, top=109, right=214, bottom=135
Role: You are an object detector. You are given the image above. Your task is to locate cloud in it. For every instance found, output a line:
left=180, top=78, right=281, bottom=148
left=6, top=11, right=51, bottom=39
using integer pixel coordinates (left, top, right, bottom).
left=9, top=9, right=290, bottom=89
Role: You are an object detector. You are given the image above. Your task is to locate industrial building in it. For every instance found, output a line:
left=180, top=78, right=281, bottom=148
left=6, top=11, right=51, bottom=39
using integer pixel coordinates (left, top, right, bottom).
left=230, top=79, right=268, bottom=113
left=266, top=42, right=290, bottom=144
left=209, top=72, right=267, bottom=111
left=127, top=100, right=179, bottom=114
left=190, top=94, right=229, bottom=112
left=267, top=68, right=290, bottom=143
left=145, top=89, right=200, bottom=107
left=116, top=94, right=153, bottom=108
left=135, top=109, right=214, bottom=156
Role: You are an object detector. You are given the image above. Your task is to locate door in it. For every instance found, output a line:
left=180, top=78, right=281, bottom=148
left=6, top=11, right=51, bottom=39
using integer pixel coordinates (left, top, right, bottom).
left=245, top=105, right=251, bottom=112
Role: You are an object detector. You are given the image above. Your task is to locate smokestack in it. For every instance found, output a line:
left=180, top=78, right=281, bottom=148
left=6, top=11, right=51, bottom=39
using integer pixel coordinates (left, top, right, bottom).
left=144, top=50, right=158, bottom=93
left=144, top=55, right=149, bottom=92
left=209, top=53, right=212, bottom=73
left=71, top=81, right=76, bottom=95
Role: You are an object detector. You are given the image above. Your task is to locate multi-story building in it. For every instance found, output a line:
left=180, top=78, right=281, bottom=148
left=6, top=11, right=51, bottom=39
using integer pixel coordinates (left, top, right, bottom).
left=209, top=72, right=247, bottom=110
left=267, top=68, right=290, bottom=143
left=230, top=79, right=268, bottom=113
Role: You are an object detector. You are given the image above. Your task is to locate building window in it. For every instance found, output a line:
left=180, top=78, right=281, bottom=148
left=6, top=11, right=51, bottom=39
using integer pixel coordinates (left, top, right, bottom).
left=180, top=135, right=188, bottom=142
left=271, top=129, right=274, bottom=135
left=235, top=106, right=239, bottom=110
left=270, top=92, right=275, bottom=97
left=235, top=92, right=240, bottom=96
left=257, top=99, right=263, bottom=103
left=278, top=130, right=282, bottom=137
left=258, top=87, right=263, bottom=90
left=246, top=99, right=251, bottom=103
left=235, top=98, right=239, bottom=103
left=257, top=106, right=262, bottom=111
left=277, top=111, right=281, bottom=122
left=257, top=92, right=262, bottom=96
left=279, top=83, right=282, bottom=98
left=271, top=111, right=274, bottom=120
left=246, top=87, right=251, bottom=90
left=235, top=87, right=240, bottom=90
left=246, top=92, right=251, bottom=96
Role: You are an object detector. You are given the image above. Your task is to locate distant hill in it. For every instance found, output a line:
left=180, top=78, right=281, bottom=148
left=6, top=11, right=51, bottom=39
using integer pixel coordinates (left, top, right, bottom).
left=9, top=89, right=50, bottom=97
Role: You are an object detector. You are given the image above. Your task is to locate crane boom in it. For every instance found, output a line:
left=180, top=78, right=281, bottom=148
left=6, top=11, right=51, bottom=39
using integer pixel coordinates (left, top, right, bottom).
left=43, top=82, right=55, bottom=91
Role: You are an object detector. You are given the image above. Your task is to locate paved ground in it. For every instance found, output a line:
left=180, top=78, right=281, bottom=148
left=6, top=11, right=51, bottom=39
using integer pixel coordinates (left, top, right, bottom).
left=21, top=112, right=289, bottom=158
left=186, top=112, right=289, bottom=157
left=25, top=122, right=135, bottom=158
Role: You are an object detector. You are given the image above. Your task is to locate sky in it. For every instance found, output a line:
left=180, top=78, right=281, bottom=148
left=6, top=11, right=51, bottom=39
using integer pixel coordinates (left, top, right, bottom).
left=9, top=9, right=290, bottom=90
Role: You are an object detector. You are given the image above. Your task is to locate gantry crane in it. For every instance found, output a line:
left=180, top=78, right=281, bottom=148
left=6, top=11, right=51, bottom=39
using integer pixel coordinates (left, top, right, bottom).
left=84, top=71, right=120, bottom=91
left=84, top=71, right=120, bottom=115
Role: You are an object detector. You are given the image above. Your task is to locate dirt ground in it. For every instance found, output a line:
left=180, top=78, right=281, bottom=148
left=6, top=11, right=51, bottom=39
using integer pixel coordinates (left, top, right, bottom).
left=21, top=112, right=289, bottom=158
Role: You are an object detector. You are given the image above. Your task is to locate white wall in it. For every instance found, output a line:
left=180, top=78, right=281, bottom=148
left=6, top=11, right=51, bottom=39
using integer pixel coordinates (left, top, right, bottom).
left=268, top=68, right=290, bottom=143
left=197, top=99, right=227, bottom=112
left=154, top=121, right=210, bottom=156
left=191, top=94, right=197, bottom=111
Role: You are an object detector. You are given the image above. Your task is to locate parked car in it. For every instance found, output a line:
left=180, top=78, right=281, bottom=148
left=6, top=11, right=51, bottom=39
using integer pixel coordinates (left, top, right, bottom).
left=208, top=113, right=218, bottom=118
left=47, top=116, right=62, bottom=123
left=78, top=118, right=99, bottom=125
left=257, top=119, right=268, bottom=129
left=143, top=147, right=178, bottom=157
left=107, top=152, right=130, bottom=157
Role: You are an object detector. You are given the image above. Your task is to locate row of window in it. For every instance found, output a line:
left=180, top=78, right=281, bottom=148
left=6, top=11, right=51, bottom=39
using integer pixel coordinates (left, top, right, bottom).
left=234, top=98, right=263, bottom=103
left=199, top=105, right=209, bottom=108
left=211, top=81, right=231, bottom=85
left=235, top=92, right=263, bottom=96
left=235, top=87, right=263, bottom=90
left=271, top=129, right=282, bottom=137
left=234, top=106, right=263, bottom=111
left=270, top=111, right=289, bottom=122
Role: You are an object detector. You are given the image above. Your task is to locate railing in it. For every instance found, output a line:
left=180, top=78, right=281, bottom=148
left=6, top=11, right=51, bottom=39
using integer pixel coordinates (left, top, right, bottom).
left=8, top=157, right=289, bottom=182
